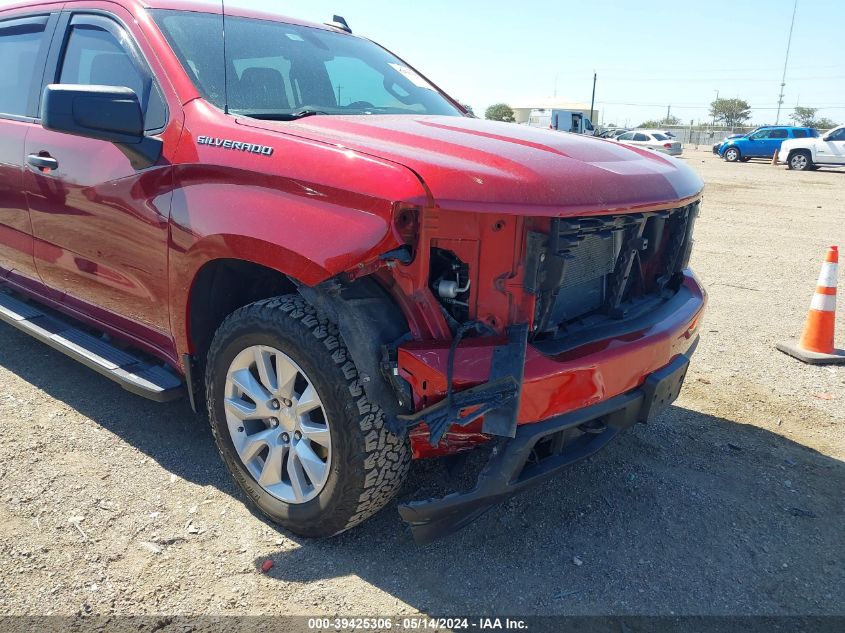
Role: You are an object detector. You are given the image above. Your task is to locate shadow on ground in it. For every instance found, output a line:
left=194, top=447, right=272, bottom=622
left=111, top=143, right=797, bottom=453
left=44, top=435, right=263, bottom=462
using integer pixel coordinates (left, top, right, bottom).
left=1, top=325, right=843, bottom=616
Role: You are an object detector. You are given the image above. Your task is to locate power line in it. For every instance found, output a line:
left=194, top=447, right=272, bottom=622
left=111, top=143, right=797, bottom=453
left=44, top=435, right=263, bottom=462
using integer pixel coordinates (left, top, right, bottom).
left=596, top=100, right=845, bottom=110
left=594, top=63, right=844, bottom=73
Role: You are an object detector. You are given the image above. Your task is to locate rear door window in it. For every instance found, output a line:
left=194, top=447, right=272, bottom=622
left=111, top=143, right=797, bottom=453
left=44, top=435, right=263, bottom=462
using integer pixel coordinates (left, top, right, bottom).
left=0, top=16, right=48, bottom=117
left=792, top=129, right=808, bottom=138
left=770, top=129, right=788, bottom=139
left=634, top=133, right=649, bottom=142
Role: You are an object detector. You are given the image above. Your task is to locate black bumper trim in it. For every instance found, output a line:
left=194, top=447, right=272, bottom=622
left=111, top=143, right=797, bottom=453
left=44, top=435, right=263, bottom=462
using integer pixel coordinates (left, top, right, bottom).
left=398, top=349, right=693, bottom=544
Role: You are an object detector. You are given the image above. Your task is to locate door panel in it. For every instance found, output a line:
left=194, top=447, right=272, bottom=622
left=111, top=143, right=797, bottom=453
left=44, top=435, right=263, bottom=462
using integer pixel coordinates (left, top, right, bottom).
left=25, top=130, right=174, bottom=336
left=816, top=129, right=845, bottom=164
left=0, top=12, right=56, bottom=289
left=24, top=7, right=180, bottom=356
left=0, top=120, right=36, bottom=282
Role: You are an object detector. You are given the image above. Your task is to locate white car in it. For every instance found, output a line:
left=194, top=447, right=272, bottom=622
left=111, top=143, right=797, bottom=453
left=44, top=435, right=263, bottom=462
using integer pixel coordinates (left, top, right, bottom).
left=614, top=130, right=683, bottom=156
left=777, top=125, right=845, bottom=170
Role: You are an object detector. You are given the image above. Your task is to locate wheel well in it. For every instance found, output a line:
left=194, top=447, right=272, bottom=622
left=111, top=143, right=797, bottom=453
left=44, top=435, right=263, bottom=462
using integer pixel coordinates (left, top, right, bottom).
left=188, top=259, right=297, bottom=359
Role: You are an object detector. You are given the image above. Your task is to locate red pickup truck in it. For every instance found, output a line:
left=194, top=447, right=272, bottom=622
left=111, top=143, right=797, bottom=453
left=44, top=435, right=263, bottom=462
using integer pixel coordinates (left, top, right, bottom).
left=0, top=0, right=705, bottom=542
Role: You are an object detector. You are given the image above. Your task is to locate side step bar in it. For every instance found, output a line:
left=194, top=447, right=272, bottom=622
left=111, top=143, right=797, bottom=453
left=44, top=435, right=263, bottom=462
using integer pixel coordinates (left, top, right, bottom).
left=0, top=291, right=183, bottom=402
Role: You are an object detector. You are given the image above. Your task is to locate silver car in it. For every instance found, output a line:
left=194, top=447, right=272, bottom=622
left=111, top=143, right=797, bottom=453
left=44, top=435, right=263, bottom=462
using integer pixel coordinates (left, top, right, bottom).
left=615, top=130, right=683, bottom=156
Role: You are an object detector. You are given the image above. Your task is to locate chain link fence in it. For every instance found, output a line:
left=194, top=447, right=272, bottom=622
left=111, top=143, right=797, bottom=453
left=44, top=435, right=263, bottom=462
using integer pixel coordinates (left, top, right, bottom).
left=659, top=125, right=756, bottom=147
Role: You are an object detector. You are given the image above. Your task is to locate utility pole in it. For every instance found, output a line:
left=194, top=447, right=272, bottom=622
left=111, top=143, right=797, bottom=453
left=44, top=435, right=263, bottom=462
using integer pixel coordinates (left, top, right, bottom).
left=589, top=72, right=597, bottom=124
left=712, top=90, right=719, bottom=127
left=776, top=0, right=799, bottom=124
left=666, top=104, right=671, bottom=123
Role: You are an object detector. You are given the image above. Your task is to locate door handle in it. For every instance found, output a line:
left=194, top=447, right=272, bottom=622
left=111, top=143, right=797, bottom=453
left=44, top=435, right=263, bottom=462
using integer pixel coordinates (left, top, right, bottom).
left=27, top=153, right=59, bottom=171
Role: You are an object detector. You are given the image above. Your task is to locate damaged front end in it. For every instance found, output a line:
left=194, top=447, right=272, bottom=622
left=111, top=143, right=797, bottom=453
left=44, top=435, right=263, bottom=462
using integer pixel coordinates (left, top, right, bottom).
left=382, top=202, right=704, bottom=542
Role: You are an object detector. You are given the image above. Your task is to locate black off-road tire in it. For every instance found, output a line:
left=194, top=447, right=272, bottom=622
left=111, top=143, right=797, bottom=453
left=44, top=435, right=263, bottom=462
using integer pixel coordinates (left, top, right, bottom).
left=205, top=294, right=410, bottom=537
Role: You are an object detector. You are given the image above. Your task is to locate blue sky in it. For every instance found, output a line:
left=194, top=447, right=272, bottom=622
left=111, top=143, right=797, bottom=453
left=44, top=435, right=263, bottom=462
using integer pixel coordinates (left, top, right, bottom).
left=240, top=0, right=844, bottom=126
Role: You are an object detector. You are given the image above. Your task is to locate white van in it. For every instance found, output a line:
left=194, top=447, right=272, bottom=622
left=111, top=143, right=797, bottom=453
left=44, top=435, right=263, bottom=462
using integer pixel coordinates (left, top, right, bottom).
left=527, top=109, right=596, bottom=135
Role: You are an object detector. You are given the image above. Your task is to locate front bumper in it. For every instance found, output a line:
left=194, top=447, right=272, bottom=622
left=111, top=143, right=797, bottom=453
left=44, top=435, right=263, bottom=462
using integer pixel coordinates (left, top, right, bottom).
left=396, top=271, right=706, bottom=541
left=399, top=349, right=694, bottom=543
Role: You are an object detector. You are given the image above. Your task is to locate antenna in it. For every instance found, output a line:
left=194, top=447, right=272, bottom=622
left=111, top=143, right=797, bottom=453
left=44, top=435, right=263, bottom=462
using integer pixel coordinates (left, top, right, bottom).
left=221, top=0, right=229, bottom=114
left=326, top=15, right=352, bottom=33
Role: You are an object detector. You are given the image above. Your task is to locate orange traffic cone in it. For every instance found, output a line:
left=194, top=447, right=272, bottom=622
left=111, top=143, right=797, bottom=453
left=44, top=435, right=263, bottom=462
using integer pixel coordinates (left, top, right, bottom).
left=777, top=246, right=845, bottom=364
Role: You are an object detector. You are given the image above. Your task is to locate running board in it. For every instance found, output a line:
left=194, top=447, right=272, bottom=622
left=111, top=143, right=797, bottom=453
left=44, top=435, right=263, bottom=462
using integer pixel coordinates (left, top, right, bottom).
left=0, top=291, right=183, bottom=402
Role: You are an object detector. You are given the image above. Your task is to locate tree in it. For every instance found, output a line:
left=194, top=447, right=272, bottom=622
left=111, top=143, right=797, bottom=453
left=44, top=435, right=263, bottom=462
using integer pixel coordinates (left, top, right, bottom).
left=485, top=103, right=515, bottom=122
left=789, top=107, right=838, bottom=130
left=640, top=115, right=681, bottom=128
left=815, top=117, right=839, bottom=130
left=790, top=106, right=817, bottom=127
left=709, top=98, right=751, bottom=127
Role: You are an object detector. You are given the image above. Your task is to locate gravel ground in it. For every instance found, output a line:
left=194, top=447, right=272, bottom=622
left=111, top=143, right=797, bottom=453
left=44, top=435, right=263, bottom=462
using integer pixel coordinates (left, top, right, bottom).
left=0, top=148, right=843, bottom=619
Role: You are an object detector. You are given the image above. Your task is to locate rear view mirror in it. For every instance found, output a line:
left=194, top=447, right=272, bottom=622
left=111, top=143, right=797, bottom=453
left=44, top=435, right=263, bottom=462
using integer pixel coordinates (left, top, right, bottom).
left=43, top=84, right=144, bottom=142
left=41, top=84, right=162, bottom=169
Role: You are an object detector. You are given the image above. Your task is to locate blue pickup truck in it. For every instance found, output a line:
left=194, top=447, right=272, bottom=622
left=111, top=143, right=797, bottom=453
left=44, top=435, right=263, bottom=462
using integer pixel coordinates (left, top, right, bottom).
left=719, top=126, right=818, bottom=162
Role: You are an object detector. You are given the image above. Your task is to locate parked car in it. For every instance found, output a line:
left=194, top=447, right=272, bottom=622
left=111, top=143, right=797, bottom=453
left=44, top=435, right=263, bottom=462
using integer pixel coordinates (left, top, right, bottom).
left=719, top=126, right=818, bottom=162
left=0, top=0, right=706, bottom=542
left=615, top=130, right=683, bottom=156
left=604, top=128, right=630, bottom=140
left=776, top=125, right=845, bottom=170
left=597, top=127, right=628, bottom=139
left=712, top=133, right=744, bottom=154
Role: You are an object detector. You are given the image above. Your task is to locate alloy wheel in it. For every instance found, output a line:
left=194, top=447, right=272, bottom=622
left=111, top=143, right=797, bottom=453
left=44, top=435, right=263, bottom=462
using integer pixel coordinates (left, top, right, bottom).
left=223, top=345, right=331, bottom=504
left=790, top=154, right=808, bottom=170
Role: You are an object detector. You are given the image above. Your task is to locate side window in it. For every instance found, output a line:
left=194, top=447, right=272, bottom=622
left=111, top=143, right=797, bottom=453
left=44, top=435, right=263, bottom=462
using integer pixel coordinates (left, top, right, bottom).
left=0, top=17, right=48, bottom=117
left=749, top=130, right=768, bottom=140
left=770, top=129, right=788, bottom=139
left=793, top=129, right=808, bottom=139
left=634, top=133, right=649, bottom=142
left=57, top=20, right=166, bottom=130
left=828, top=128, right=845, bottom=142
left=618, top=132, right=634, bottom=141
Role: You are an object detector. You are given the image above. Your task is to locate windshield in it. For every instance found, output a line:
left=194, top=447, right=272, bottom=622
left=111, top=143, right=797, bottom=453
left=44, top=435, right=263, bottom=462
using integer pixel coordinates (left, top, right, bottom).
left=152, top=10, right=463, bottom=119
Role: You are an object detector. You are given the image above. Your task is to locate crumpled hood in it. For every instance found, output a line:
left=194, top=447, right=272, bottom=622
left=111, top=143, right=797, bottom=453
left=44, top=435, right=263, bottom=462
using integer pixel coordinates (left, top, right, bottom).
left=238, top=115, right=704, bottom=215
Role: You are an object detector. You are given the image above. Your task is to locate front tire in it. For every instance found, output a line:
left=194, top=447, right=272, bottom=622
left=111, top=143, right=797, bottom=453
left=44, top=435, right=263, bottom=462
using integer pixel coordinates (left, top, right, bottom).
left=723, top=147, right=741, bottom=162
left=788, top=150, right=813, bottom=171
left=205, top=295, right=410, bottom=537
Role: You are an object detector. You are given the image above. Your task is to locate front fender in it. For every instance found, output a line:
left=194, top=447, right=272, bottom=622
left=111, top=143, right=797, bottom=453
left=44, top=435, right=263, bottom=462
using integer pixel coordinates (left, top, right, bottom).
left=167, top=167, right=418, bottom=357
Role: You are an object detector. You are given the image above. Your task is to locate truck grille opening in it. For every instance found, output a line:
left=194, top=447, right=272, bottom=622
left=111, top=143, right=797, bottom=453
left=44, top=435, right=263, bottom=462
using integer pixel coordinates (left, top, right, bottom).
left=524, top=202, right=699, bottom=342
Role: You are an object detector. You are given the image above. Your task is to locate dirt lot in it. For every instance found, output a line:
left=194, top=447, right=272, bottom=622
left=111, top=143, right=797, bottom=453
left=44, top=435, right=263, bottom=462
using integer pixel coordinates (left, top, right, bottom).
left=0, top=148, right=843, bottom=619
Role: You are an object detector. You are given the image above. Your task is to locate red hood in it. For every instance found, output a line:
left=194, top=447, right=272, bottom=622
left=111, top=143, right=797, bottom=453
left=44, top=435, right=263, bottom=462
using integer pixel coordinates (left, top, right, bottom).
left=238, top=115, right=703, bottom=215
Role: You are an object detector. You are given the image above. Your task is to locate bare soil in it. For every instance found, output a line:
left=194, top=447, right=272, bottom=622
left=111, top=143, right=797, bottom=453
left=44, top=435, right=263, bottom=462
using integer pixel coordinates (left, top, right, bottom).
left=0, top=149, right=843, bottom=618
